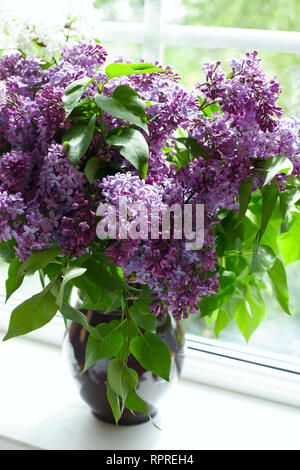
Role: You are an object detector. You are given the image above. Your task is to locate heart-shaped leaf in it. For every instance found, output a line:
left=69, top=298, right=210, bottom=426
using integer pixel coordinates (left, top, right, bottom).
left=63, top=114, right=96, bottom=167
left=3, top=284, right=58, bottom=341
left=62, top=77, right=94, bottom=117
left=95, top=85, right=148, bottom=134
left=107, top=127, right=149, bottom=179
left=130, top=332, right=171, bottom=381
left=83, top=321, right=125, bottom=373
left=263, top=155, right=293, bottom=186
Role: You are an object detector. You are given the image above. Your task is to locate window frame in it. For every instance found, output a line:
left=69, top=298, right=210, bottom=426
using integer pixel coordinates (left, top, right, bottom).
left=100, top=0, right=300, bottom=59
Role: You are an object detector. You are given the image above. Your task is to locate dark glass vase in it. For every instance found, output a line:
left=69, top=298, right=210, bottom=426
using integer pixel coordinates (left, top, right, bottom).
left=63, top=304, right=185, bottom=426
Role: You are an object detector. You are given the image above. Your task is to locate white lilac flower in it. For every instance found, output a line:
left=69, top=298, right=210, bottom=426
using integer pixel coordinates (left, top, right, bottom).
left=0, top=0, right=104, bottom=59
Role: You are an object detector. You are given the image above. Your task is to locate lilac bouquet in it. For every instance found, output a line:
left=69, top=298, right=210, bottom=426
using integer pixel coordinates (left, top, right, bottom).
left=1, top=43, right=300, bottom=423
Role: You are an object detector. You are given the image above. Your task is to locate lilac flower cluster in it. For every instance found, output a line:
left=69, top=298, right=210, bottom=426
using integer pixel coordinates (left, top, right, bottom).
left=0, top=43, right=299, bottom=319
left=198, top=52, right=282, bottom=132
left=0, top=43, right=108, bottom=259
left=98, top=172, right=219, bottom=318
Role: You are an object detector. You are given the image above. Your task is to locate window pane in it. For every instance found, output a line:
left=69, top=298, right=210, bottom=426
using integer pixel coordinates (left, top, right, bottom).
left=1, top=0, right=144, bottom=24
left=102, top=41, right=142, bottom=60
left=162, top=0, right=300, bottom=32
left=93, top=0, right=144, bottom=22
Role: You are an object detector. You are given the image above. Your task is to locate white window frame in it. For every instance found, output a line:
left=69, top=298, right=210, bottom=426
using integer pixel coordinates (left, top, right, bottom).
left=100, top=0, right=300, bottom=62
left=1, top=0, right=300, bottom=409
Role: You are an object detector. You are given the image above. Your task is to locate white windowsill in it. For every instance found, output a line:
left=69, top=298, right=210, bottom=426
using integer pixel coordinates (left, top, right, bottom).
left=0, top=336, right=300, bottom=450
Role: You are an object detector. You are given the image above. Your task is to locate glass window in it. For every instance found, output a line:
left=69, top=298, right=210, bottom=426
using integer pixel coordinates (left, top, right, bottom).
left=93, top=0, right=144, bottom=22
left=162, top=0, right=300, bottom=32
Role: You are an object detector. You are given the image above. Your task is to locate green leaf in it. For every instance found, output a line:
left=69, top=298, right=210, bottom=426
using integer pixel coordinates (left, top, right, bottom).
left=70, top=276, right=102, bottom=305
left=115, top=319, right=137, bottom=361
left=105, top=62, right=166, bottom=79
left=19, top=247, right=61, bottom=277
left=279, top=187, right=300, bottom=221
left=214, top=309, right=234, bottom=338
left=83, top=320, right=125, bottom=372
left=286, top=175, right=300, bottom=188
left=278, top=212, right=300, bottom=265
left=260, top=184, right=279, bottom=239
left=251, top=245, right=276, bottom=273
left=6, top=247, right=61, bottom=301
left=95, top=85, right=148, bottom=134
left=125, top=389, right=160, bottom=429
left=130, top=332, right=171, bottom=381
left=80, top=292, right=122, bottom=313
left=69, top=98, right=100, bottom=121
left=63, top=114, right=96, bottom=167
left=236, top=292, right=265, bottom=342
left=107, top=127, right=149, bottom=179
left=113, top=85, right=148, bottom=121
left=107, top=358, right=138, bottom=405
left=238, top=177, right=253, bottom=222
left=62, top=77, right=94, bottom=117
left=125, top=389, right=148, bottom=415
left=260, top=217, right=281, bottom=255
left=176, top=137, right=211, bottom=161
left=129, top=303, right=157, bottom=332
left=43, top=261, right=63, bottom=280
left=133, top=296, right=155, bottom=315
left=60, top=302, right=95, bottom=333
left=3, top=284, right=58, bottom=341
left=106, top=382, right=122, bottom=424
left=5, top=257, right=23, bottom=302
left=202, top=102, right=221, bottom=117
left=84, top=156, right=101, bottom=184
left=83, top=256, right=128, bottom=292
left=57, top=267, right=86, bottom=309
left=263, top=155, right=293, bottom=186
left=267, top=258, right=291, bottom=315
left=199, top=271, right=236, bottom=316
left=0, top=240, right=16, bottom=263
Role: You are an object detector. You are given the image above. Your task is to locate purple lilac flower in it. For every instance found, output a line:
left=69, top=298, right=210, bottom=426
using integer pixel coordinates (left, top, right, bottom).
left=13, top=203, right=53, bottom=261
left=0, top=191, right=26, bottom=242
left=37, top=144, right=87, bottom=223
left=197, top=52, right=282, bottom=132
left=61, top=42, right=108, bottom=76
left=60, top=198, right=96, bottom=257
left=0, top=150, right=33, bottom=194
left=0, top=54, right=46, bottom=95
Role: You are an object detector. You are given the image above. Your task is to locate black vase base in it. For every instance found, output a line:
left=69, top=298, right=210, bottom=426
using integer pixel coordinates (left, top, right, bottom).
left=92, top=409, right=157, bottom=426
